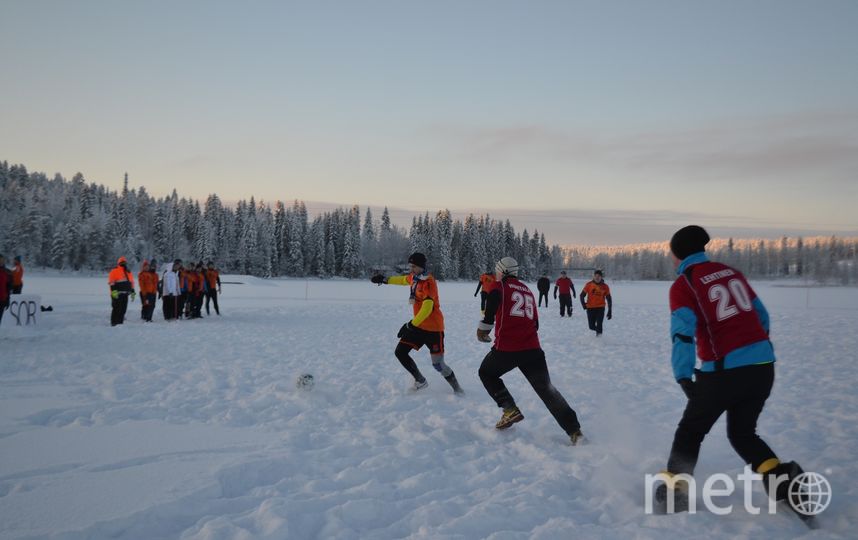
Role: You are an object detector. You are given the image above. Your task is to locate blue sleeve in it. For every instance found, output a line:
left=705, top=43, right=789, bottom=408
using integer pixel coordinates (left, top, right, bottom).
left=753, top=297, right=770, bottom=334
left=670, top=306, right=697, bottom=381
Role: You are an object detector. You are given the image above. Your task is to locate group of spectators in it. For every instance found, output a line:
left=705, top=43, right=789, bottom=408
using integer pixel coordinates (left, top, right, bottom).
left=108, top=258, right=222, bottom=326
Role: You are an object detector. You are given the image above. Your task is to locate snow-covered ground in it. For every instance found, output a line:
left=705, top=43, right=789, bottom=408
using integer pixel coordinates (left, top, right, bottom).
left=1, top=275, right=856, bottom=539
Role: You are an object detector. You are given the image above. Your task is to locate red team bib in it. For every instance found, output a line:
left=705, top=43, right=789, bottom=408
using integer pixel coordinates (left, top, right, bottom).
left=671, top=261, right=768, bottom=361
left=489, top=278, right=541, bottom=352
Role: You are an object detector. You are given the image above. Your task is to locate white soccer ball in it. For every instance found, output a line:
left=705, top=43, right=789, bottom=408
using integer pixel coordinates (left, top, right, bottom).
left=296, top=373, right=315, bottom=390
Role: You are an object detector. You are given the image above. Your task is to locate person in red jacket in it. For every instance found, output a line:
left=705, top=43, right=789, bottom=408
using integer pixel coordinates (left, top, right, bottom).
left=553, top=271, right=576, bottom=317
left=477, top=256, right=584, bottom=445
left=11, top=256, right=24, bottom=294
left=108, top=256, right=136, bottom=326
left=0, top=255, right=13, bottom=328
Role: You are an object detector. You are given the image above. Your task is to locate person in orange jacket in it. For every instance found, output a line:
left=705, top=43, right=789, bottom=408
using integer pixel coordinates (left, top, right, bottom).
left=138, top=260, right=159, bottom=322
left=11, top=256, right=24, bottom=294
left=108, top=256, right=136, bottom=326
left=371, top=252, right=463, bottom=393
left=176, top=261, right=188, bottom=319
left=204, top=261, right=222, bottom=316
left=474, top=270, right=496, bottom=315
left=580, top=270, right=612, bottom=336
left=188, top=262, right=206, bottom=319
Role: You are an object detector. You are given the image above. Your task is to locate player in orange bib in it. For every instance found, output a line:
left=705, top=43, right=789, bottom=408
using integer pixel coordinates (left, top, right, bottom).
left=371, top=252, right=463, bottom=393
left=474, top=270, right=496, bottom=315
left=580, top=270, right=612, bottom=336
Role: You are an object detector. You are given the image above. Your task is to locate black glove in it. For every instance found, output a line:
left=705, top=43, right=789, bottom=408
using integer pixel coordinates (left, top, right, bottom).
left=678, top=378, right=694, bottom=399
left=607, top=310, right=612, bottom=320
left=371, top=274, right=385, bottom=285
left=398, top=322, right=417, bottom=340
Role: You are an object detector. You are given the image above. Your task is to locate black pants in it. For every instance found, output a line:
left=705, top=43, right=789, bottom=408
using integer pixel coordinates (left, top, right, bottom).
left=111, top=294, right=129, bottom=326
left=141, top=294, right=157, bottom=321
left=163, top=295, right=177, bottom=320
left=178, top=294, right=187, bottom=318
left=558, top=294, right=573, bottom=316
left=206, top=290, right=220, bottom=315
left=191, top=294, right=204, bottom=318
left=12, top=285, right=22, bottom=294
left=478, top=348, right=580, bottom=436
left=667, top=363, right=777, bottom=475
left=480, top=291, right=488, bottom=312
left=587, top=307, right=605, bottom=334
left=0, top=300, right=7, bottom=327
left=538, top=291, right=549, bottom=307
left=395, top=342, right=426, bottom=382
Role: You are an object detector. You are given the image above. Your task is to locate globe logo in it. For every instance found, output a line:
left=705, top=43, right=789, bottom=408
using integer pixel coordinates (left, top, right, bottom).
left=788, top=472, right=832, bottom=516
left=296, top=373, right=315, bottom=390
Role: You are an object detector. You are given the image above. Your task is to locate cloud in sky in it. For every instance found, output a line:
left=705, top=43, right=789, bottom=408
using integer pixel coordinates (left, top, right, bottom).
left=425, top=109, right=858, bottom=185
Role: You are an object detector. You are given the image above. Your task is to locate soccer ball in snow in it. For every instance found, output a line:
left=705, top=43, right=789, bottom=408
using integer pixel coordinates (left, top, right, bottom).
left=296, top=373, right=315, bottom=390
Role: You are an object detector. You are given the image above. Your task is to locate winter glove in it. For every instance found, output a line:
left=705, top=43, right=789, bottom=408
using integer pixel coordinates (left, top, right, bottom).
left=110, top=290, right=120, bottom=300
left=371, top=274, right=386, bottom=285
left=476, top=321, right=493, bottom=343
left=397, top=322, right=418, bottom=340
left=130, top=291, right=136, bottom=302
left=607, top=310, right=612, bottom=320
left=678, top=378, right=694, bottom=399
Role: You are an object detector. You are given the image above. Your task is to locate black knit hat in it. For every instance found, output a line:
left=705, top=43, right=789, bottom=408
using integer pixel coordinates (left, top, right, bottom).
left=670, top=225, right=710, bottom=260
left=408, top=252, right=427, bottom=269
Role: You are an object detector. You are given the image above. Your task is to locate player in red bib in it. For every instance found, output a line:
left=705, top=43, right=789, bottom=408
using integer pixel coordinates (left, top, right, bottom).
left=553, top=271, right=576, bottom=317
left=476, top=256, right=584, bottom=445
left=655, top=225, right=807, bottom=515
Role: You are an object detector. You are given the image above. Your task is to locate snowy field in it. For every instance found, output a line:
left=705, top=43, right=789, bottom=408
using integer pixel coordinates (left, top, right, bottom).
left=1, top=274, right=856, bottom=540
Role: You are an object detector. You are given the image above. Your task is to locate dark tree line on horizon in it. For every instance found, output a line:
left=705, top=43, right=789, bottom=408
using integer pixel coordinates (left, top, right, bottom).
left=1, top=161, right=856, bottom=284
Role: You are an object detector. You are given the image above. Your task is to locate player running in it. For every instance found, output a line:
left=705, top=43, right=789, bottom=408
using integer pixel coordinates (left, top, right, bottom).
left=477, top=257, right=584, bottom=445
left=654, top=225, right=806, bottom=515
left=371, top=252, right=463, bottom=393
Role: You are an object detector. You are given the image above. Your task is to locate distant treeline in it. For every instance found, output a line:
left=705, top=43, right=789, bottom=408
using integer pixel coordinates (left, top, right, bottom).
left=2, top=160, right=855, bottom=284
left=562, top=236, right=858, bottom=284
left=0, top=161, right=561, bottom=280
